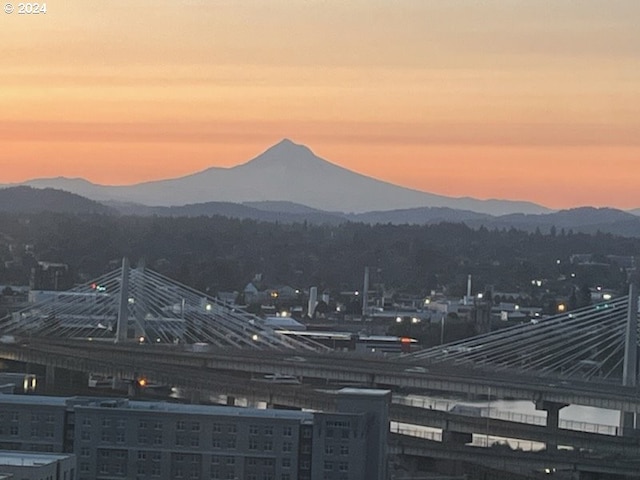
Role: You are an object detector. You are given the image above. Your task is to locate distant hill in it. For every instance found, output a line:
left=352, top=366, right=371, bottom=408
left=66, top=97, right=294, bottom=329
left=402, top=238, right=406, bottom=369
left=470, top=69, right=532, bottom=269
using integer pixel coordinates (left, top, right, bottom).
left=111, top=200, right=345, bottom=224
left=348, top=207, right=491, bottom=225
left=0, top=186, right=114, bottom=214
left=4, top=139, right=550, bottom=216
left=469, top=207, right=640, bottom=236
left=3, top=185, right=640, bottom=237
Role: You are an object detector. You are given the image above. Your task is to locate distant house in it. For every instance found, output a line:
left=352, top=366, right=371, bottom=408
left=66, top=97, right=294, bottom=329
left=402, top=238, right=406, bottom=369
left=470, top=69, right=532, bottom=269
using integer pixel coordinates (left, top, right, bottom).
left=243, top=282, right=260, bottom=303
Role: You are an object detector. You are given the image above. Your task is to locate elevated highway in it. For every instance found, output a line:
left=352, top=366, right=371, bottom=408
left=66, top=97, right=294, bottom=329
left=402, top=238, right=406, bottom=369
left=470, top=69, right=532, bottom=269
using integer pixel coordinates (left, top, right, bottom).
left=3, top=339, right=640, bottom=477
left=5, top=339, right=640, bottom=413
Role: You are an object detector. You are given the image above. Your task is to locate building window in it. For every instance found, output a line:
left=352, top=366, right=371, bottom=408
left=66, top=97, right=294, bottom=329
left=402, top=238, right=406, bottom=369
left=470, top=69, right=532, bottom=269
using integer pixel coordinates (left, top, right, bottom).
left=154, top=421, right=163, bottom=430
left=340, top=445, right=349, bottom=455
left=212, top=438, right=221, bottom=449
left=264, top=425, right=273, bottom=436
left=81, top=431, right=90, bottom=441
left=117, top=418, right=126, bottom=429
left=139, top=419, right=148, bottom=429
left=176, top=421, right=185, bottom=431
left=282, top=458, right=291, bottom=468
left=82, top=418, right=91, bottom=427
left=80, top=463, right=90, bottom=473
left=227, top=424, right=236, bottom=434
left=248, top=438, right=258, bottom=450
left=154, top=433, right=163, bottom=445
left=102, top=418, right=111, bottom=427
left=153, top=452, right=162, bottom=462
left=191, top=422, right=201, bottom=432
left=264, top=440, right=273, bottom=451
left=138, top=451, right=147, bottom=460
left=249, top=424, right=259, bottom=435
left=116, top=432, right=125, bottom=443
left=339, top=462, right=349, bottom=472
left=211, top=456, right=219, bottom=465
left=283, top=426, right=292, bottom=437
left=81, top=447, right=90, bottom=457
left=324, top=461, right=333, bottom=471
left=190, top=436, right=200, bottom=447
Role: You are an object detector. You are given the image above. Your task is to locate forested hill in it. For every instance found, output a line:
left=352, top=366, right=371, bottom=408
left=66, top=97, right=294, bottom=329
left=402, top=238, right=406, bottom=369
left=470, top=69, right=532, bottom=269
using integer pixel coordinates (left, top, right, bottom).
left=0, top=213, right=637, bottom=301
left=0, top=187, right=114, bottom=215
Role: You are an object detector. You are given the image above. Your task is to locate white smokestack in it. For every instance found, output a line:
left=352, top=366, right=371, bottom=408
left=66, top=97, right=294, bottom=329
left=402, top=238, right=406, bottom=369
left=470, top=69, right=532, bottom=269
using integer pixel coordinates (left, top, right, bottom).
left=308, top=287, right=318, bottom=318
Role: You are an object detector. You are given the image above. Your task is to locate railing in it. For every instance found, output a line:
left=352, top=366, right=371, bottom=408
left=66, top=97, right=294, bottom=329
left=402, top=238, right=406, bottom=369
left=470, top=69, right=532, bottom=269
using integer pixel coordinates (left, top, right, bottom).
left=391, top=422, right=442, bottom=441
left=393, top=395, right=618, bottom=435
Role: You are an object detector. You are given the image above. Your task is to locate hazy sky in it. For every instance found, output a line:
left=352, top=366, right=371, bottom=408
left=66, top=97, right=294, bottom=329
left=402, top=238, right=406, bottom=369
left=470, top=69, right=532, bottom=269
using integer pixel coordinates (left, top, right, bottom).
left=1, top=0, right=639, bottom=209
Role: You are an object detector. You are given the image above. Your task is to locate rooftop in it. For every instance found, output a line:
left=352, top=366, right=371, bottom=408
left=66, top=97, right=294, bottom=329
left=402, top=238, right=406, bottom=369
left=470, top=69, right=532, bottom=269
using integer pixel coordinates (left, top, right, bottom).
left=0, top=451, right=71, bottom=467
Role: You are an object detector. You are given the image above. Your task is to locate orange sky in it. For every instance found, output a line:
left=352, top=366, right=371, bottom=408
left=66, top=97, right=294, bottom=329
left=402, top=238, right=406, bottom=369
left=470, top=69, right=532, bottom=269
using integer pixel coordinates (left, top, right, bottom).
left=1, top=0, right=639, bottom=209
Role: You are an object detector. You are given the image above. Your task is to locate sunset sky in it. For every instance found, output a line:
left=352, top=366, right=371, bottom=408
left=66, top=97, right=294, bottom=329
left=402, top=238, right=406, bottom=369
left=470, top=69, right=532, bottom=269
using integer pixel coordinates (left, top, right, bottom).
left=1, top=0, right=639, bottom=209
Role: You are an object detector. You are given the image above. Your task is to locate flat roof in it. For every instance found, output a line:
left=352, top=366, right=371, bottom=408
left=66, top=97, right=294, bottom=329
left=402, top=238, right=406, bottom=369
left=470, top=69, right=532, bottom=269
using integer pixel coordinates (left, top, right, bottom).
left=113, top=400, right=313, bottom=421
left=0, top=394, right=314, bottom=421
left=0, top=394, right=68, bottom=407
left=338, top=388, right=391, bottom=396
left=0, top=451, right=71, bottom=467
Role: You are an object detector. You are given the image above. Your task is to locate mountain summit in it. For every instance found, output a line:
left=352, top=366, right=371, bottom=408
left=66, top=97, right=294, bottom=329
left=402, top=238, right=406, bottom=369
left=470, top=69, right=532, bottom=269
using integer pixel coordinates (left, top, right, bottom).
left=6, top=139, right=549, bottom=215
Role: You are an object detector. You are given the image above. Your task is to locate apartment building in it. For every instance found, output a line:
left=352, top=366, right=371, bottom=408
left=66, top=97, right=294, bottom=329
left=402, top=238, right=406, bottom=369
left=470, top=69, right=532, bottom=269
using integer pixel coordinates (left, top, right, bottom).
left=0, top=388, right=390, bottom=480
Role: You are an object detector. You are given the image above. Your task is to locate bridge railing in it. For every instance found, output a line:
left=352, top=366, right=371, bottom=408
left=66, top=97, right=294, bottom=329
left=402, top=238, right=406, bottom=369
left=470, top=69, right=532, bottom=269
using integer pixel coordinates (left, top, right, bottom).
left=390, top=422, right=442, bottom=441
left=393, top=395, right=618, bottom=436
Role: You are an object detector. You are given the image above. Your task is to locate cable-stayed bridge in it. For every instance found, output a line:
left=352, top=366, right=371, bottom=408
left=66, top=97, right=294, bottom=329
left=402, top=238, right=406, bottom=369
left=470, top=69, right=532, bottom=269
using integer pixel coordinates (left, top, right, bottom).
left=0, top=258, right=326, bottom=351
left=2, top=261, right=640, bottom=477
left=405, top=293, right=637, bottom=383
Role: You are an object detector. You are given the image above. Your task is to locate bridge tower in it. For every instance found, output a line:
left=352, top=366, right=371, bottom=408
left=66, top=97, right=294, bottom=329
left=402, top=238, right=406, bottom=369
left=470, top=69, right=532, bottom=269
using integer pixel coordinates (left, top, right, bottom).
left=115, top=257, right=130, bottom=343
left=620, top=281, right=638, bottom=435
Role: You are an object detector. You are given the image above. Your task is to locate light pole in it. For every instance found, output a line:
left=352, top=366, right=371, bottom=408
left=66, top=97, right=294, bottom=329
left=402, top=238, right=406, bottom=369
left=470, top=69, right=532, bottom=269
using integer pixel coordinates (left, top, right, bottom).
left=440, top=315, right=445, bottom=345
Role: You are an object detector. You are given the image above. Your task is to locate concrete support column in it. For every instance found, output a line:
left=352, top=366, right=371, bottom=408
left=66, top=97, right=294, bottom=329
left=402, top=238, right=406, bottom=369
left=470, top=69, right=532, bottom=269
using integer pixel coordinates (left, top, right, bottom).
left=116, top=257, right=130, bottom=343
left=45, top=364, right=55, bottom=388
left=620, top=282, right=638, bottom=436
left=441, top=430, right=472, bottom=445
left=535, top=400, right=568, bottom=451
left=189, top=389, right=202, bottom=404
left=127, top=380, right=138, bottom=397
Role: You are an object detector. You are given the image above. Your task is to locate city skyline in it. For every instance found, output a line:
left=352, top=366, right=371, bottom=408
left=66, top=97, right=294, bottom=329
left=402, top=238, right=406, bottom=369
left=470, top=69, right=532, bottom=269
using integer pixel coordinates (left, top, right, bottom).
left=1, top=0, right=639, bottom=209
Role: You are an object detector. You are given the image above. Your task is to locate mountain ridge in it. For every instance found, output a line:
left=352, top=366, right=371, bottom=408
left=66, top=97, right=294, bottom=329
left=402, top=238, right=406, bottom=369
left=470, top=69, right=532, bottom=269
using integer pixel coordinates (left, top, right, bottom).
left=2, top=139, right=551, bottom=216
left=2, top=186, right=640, bottom=236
